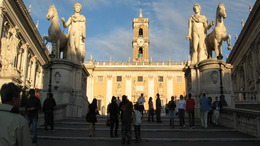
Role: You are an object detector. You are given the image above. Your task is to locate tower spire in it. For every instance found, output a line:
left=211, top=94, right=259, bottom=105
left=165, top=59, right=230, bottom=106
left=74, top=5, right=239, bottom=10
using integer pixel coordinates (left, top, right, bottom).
left=139, top=8, right=143, bottom=17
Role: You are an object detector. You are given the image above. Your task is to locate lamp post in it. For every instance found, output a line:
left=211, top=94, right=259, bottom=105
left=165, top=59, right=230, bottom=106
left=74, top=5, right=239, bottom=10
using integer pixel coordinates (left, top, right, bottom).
left=217, top=53, right=227, bottom=106
left=48, top=53, right=55, bottom=93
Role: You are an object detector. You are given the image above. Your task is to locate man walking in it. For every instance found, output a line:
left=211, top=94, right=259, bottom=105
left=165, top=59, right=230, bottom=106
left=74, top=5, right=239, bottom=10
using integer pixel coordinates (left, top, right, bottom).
left=43, top=93, right=56, bottom=132
left=138, top=93, right=145, bottom=116
left=186, top=93, right=196, bottom=128
left=200, top=93, right=209, bottom=128
left=26, top=89, right=41, bottom=146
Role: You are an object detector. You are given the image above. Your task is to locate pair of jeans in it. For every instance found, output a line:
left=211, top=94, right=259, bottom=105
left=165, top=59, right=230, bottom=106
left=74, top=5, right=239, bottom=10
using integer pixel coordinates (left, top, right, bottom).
left=200, top=111, right=208, bottom=128
left=178, top=109, right=185, bottom=127
left=187, top=109, right=195, bottom=127
left=27, top=117, right=38, bottom=144
left=121, top=122, right=132, bottom=141
left=110, top=118, right=119, bottom=136
left=169, top=110, right=175, bottom=128
left=134, top=125, right=141, bottom=141
left=148, top=109, right=154, bottom=122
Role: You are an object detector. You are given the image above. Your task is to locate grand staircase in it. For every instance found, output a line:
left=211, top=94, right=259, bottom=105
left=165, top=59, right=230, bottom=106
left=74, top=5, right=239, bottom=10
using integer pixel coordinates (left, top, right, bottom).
left=37, top=115, right=260, bottom=146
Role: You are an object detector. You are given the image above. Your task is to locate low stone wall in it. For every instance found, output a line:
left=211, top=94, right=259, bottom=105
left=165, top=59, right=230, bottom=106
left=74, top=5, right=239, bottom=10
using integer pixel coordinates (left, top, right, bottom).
left=219, top=107, right=260, bottom=137
left=20, top=104, right=68, bottom=126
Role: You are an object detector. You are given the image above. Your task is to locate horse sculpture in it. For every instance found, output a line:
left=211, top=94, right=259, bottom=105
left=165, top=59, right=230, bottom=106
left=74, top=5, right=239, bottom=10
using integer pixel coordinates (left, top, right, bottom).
left=43, top=5, right=68, bottom=59
left=206, top=3, right=231, bottom=58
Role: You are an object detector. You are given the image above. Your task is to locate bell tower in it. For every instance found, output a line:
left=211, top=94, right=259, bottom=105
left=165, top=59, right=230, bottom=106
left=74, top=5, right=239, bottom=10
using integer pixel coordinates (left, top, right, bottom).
left=132, top=9, right=149, bottom=62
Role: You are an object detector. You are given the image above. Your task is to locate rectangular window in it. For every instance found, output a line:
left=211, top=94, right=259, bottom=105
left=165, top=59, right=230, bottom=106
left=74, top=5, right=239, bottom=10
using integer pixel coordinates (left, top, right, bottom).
left=117, top=76, right=122, bottom=82
left=176, top=76, right=183, bottom=83
left=158, top=76, right=163, bottom=82
left=98, top=76, right=103, bottom=82
left=138, top=76, right=143, bottom=82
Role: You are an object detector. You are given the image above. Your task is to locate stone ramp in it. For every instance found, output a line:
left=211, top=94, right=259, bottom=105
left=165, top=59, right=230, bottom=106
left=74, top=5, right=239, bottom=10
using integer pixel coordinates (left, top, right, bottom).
left=37, top=116, right=260, bottom=146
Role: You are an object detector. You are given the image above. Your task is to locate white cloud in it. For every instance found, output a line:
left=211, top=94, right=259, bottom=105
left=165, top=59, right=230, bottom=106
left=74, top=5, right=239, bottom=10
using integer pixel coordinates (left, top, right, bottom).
left=86, top=28, right=132, bottom=61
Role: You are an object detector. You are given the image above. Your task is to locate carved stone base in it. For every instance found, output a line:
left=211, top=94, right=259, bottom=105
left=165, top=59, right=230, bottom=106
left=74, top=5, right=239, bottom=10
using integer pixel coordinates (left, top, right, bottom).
left=184, top=59, right=233, bottom=117
left=41, top=59, right=89, bottom=117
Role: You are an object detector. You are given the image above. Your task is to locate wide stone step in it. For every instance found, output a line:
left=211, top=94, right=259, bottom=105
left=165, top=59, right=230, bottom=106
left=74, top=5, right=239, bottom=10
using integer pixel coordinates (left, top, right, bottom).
left=37, top=128, right=253, bottom=138
left=38, top=139, right=260, bottom=146
left=37, top=117, right=260, bottom=146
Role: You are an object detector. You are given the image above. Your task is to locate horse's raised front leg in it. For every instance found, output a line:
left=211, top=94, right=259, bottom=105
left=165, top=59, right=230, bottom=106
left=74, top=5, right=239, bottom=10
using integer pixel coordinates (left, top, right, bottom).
left=42, top=36, right=50, bottom=46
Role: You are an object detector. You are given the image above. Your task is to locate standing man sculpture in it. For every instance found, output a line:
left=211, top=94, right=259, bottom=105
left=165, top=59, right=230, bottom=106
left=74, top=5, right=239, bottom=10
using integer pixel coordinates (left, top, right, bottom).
left=61, top=3, right=86, bottom=64
left=186, top=4, right=214, bottom=64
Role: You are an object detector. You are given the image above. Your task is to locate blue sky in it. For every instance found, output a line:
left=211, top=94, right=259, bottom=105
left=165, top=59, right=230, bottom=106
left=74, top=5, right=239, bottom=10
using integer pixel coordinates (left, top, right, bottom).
left=23, top=0, right=256, bottom=62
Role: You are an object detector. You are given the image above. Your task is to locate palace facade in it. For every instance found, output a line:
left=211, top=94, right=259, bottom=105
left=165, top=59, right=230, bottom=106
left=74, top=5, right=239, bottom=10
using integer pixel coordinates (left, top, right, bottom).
left=0, top=0, right=49, bottom=103
left=227, top=0, right=260, bottom=109
left=84, top=9, right=186, bottom=114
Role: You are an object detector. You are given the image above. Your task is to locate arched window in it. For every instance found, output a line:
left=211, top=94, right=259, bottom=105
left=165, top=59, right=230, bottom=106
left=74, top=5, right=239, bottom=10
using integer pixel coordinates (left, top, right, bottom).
left=139, top=28, right=143, bottom=37
left=138, top=47, right=143, bottom=58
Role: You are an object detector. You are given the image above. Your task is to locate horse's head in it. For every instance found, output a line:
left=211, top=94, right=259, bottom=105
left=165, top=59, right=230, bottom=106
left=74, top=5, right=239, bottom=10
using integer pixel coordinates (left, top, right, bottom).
left=46, top=5, right=57, bottom=20
left=217, top=3, right=227, bottom=19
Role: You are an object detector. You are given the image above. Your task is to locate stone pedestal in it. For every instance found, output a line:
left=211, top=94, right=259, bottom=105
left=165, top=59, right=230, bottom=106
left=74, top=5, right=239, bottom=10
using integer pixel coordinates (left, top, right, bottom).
left=184, top=59, right=233, bottom=117
left=41, top=59, right=89, bottom=117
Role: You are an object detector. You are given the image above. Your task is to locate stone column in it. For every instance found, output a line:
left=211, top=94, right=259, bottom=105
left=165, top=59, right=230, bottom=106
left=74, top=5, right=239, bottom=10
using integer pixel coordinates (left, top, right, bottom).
left=167, top=75, right=173, bottom=102
left=87, top=75, right=93, bottom=102
left=126, top=75, right=132, bottom=101
left=31, top=56, right=37, bottom=87
left=39, top=67, right=43, bottom=89
left=106, top=75, right=112, bottom=107
left=27, top=57, right=32, bottom=82
left=148, top=75, right=154, bottom=101
left=21, top=44, right=29, bottom=86
left=0, top=0, right=5, bottom=37
left=17, top=49, right=22, bottom=70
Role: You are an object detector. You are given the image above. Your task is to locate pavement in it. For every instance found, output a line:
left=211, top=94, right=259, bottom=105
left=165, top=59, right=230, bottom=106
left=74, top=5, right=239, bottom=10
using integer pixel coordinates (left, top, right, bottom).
left=35, top=115, right=260, bottom=146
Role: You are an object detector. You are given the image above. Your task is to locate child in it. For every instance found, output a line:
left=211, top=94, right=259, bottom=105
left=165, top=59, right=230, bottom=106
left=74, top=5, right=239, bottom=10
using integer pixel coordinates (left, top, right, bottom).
left=134, top=103, right=142, bottom=143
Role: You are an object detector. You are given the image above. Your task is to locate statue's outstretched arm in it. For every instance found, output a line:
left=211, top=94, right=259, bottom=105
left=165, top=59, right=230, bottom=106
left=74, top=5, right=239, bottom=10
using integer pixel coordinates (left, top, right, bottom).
left=205, top=20, right=214, bottom=30
left=61, top=17, right=71, bottom=28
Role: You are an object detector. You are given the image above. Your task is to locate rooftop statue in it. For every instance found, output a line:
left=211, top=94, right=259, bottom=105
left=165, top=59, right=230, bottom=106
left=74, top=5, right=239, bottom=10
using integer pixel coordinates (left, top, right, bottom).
left=43, top=5, right=68, bottom=59
left=206, top=3, right=231, bottom=59
left=61, top=3, right=86, bottom=64
left=186, top=4, right=214, bottom=64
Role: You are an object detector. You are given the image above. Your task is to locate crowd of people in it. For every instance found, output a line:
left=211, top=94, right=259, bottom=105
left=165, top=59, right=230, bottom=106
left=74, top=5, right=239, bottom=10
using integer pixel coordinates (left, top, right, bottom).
left=0, top=82, right=222, bottom=145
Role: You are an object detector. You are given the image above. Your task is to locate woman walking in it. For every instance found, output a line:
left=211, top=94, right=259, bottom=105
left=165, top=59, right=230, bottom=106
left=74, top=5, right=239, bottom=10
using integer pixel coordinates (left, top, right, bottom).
left=86, top=98, right=98, bottom=137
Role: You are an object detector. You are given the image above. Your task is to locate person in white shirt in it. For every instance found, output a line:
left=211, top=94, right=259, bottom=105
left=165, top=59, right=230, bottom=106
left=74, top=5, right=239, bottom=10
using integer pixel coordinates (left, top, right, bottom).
left=177, top=95, right=186, bottom=128
left=138, top=93, right=145, bottom=116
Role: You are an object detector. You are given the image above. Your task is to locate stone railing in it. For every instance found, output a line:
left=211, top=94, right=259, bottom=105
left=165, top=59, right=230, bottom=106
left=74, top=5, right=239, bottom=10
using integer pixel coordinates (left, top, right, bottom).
left=84, top=60, right=186, bottom=66
left=219, top=107, right=260, bottom=137
left=233, top=91, right=257, bottom=103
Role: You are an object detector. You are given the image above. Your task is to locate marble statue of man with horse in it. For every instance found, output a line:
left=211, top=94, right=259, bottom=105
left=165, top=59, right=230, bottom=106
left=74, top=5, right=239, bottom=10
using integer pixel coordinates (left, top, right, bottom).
left=43, top=3, right=86, bottom=65
left=187, top=3, right=231, bottom=64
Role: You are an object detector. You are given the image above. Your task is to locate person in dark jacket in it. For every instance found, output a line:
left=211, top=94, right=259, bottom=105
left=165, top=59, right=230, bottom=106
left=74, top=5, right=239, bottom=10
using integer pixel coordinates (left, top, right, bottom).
left=156, top=93, right=162, bottom=123
left=26, top=89, right=41, bottom=146
left=43, top=93, right=56, bottom=132
left=121, top=100, right=133, bottom=144
left=86, top=98, right=98, bottom=137
left=108, top=96, right=119, bottom=137
left=168, top=96, right=176, bottom=128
